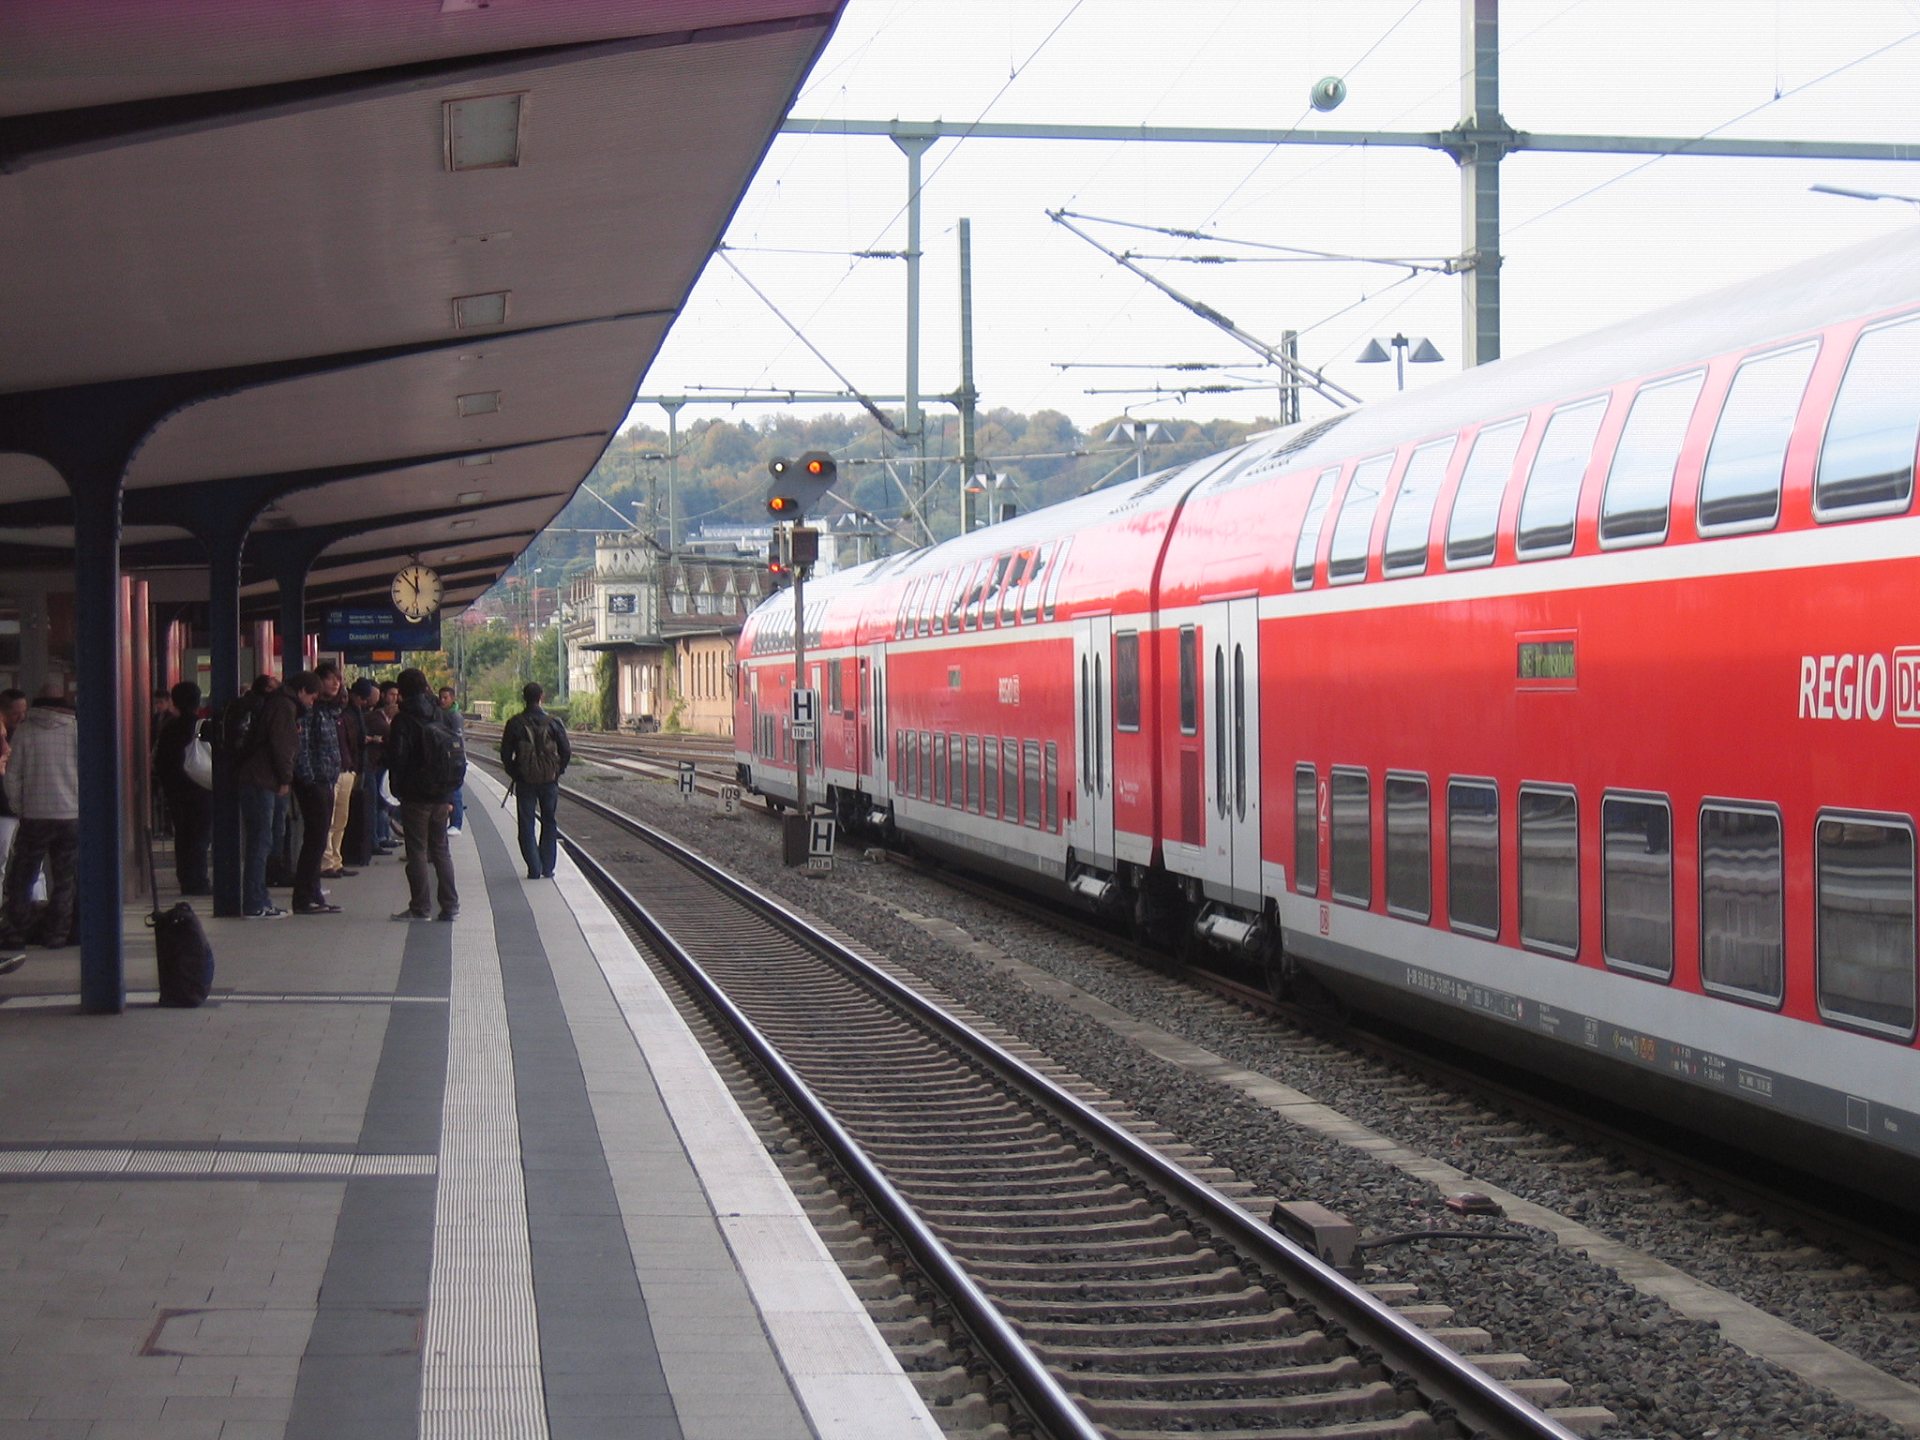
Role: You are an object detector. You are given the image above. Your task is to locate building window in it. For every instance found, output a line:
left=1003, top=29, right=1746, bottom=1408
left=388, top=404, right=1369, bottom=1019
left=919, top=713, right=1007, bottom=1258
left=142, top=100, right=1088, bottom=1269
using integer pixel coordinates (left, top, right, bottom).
left=1816, top=812, right=1916, bottom=1038
left=1699, top=803, right=1784, bottom=1006
left=1602, top=794, right=1673, bottom=979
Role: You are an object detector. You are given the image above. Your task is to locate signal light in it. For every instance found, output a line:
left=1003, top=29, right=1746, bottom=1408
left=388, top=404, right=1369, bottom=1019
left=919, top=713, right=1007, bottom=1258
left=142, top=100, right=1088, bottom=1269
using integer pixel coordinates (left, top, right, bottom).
left=765, top=452, right=837, bottom=520
left=767, top=494, right=800, bottom=517
left=767, top=536, right=789, bottom=578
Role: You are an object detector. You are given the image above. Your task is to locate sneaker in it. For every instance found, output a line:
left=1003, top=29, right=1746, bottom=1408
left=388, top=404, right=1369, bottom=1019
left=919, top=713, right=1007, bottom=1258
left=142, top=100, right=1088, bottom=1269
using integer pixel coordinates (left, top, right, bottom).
left=542, top=871, right=555, bottom=879
left=390, top=909, right=431, bottom=922
left=0, top=953, right=25, bottom=975
left=445, top=827, right=461, bottom=836
left=527, top=871, right=541, bottom=881
left=292, top=902, right=342, bottom=915
left=245, top=906, right=289, bottom=920
left=319, top=868, right=358, bottom=879
left=436, top=911, right=459, bottom=922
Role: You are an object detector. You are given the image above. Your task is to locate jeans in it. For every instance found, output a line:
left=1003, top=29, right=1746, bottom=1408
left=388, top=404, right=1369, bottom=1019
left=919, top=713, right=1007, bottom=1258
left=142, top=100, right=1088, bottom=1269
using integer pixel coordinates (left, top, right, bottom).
left=291, top=778, right=334, bottom=909
left=400, top=799, right=458, bottom=917
left=368, top=767, right=392, bottom=846
left=516, top=781, right=560, bottom=877
left=0, top=817, right=77, bottom=943
left=449, top=784, right=466, bottom=830
left=239, top=783, right=277, bottom=913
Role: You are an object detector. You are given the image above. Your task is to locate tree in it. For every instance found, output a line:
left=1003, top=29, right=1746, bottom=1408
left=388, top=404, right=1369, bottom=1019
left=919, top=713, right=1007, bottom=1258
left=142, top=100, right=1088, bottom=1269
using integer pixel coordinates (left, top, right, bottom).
left=595, top=653, right=618, bottom=731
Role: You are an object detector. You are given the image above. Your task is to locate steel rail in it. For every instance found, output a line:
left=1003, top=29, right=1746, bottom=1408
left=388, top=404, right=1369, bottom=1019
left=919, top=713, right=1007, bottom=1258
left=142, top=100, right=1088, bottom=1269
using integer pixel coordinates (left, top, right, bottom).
left=556, top=780, right=1586, bottom=1440
left=558, top=820, right=1105, bottom=1440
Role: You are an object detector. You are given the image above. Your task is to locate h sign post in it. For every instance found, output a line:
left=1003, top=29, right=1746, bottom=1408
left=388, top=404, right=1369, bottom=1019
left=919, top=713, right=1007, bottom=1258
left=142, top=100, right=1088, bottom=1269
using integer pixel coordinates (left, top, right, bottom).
left=790, top=687, right=817, bottom=742
left=808, top=816, right=837, bottom=873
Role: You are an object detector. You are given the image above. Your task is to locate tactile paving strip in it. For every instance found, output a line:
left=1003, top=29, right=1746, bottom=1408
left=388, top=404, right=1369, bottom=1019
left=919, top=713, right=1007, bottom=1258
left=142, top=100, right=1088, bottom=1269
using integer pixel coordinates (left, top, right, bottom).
left=0, top=1148, right=435, bottom=1177
left=418, top=910, right=548, bottom=1440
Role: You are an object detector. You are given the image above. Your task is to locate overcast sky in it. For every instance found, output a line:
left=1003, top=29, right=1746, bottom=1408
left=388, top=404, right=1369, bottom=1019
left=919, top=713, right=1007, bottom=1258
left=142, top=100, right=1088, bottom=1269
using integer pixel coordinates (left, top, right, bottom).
left=626, top=0, right=1920, bottom=442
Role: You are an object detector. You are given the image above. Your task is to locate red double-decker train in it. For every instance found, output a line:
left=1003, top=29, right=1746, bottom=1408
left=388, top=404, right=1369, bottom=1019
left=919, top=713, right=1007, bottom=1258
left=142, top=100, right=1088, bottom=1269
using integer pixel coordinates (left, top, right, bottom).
left=738, top=228, right=1920, bottom=1201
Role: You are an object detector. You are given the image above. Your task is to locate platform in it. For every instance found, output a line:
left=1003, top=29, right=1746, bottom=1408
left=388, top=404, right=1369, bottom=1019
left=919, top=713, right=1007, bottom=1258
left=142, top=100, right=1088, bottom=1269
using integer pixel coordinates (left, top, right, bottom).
left=0, top=768, right=939, bottom=1440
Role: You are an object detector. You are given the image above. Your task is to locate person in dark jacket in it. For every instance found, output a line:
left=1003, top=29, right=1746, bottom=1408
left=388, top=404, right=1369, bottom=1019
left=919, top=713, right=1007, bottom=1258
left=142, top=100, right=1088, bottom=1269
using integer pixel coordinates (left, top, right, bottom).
left=289, top=671, right=341, bottom=915
left=386, top=668, right=460, bottom=921
left=152, top=680, right=211, bottom=895
left=500, top=681, right=571, bottom=881
left=234, top=674, right=296, bottom=919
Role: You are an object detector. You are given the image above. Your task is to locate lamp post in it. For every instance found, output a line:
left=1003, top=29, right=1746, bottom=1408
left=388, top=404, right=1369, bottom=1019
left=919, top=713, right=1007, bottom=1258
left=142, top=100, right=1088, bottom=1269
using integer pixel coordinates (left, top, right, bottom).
left=1356, top=333, right=1443, bottom=391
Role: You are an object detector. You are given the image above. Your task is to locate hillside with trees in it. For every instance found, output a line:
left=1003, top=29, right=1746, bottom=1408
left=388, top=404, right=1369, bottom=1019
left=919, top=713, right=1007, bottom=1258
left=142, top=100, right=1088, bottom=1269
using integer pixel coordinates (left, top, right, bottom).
left=506, top=406, right=1283, bottom=590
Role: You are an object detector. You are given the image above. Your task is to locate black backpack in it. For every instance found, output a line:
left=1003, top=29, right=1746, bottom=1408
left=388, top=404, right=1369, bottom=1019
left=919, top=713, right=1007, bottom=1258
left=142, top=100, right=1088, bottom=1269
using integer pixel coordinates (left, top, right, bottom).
left=152, top=903, right=215, bottom=1007
left=414, top=711, right=468, bottom=797
left=515, top=712, right=564, bottom=785
left=222, top=692, right=266, bottom=761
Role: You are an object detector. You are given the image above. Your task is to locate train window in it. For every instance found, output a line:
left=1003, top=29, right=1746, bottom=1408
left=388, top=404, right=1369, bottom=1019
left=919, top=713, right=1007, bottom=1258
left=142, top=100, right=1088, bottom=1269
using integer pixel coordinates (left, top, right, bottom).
left=966, top=736, right=980, bottom=812
left=1699, top=340, right=1818, bottom=534
left=1115, top=632, right=1141, bottom=731
left=1045, top=743, right=1059, bottom=831
left=1699, top=803, right=1784, bottom=1007
left=1385, top=773, right=1431, bottom=921
left=919, top=731, right=932, bottom=800
left=949, top=733, right=966, bottom=808
left=1292, top=466, right=1341, bottom=587
left=1003, top=736, right=1019, bottom=818
left=1001, top=552, right=1030, bottom=624
left=983, top=739, right=1000, bottom=818
left=1446, top=418, right=1526, bottom=569
left=1383, top=437, right=1456, bottom=577
left=1214, top=647, right=1228, bottom=817
left=1602, top=794, right=1673, bottom=980
left=1294, top=765, right=1318, bottom=896
left=1178, top=626, right=1197, bottom=734
left=1042, top=538, right=1071, bottom=619
left=1815, top=812, right=1916, bottom=1038
left=916, top=578, right=933, bottom=637
left=1327, top=453, right=1395, bottom=584
left=1519, top=785, right=1579, bottom=956
left=1816, top=313, right=1920, bottom=520
left=1022, top=544, right=1053, bottom=622
left=1231, top=645, right=1247, bottom=822
left=1330, top=767, right=1372, bottom=907
left=1094, top=652, right=1105, bottom=797
left=1024, top=740, right=1043, bottom=828
left=951, top=562, right=977, bottom=631
left=983, top=555, right=1012, bottom=626
left=895, top=730, right=906, bottom=786
left=1517, top=396, right=1608, bottom=559
left=1602, top=370, right=1704, bottom=547
left=1078, top=656, right=1091, bottom=794
left=1448, top=780, right=1500, bottom=937
left=829, top=661, right=843, bottom=714
left=933, top=734, right=948, bottom=805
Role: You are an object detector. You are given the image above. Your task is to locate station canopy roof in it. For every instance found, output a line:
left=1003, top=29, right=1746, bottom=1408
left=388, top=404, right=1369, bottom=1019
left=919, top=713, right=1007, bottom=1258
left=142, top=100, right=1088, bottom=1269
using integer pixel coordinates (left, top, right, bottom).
left=0, top=1, right=844, bottom=617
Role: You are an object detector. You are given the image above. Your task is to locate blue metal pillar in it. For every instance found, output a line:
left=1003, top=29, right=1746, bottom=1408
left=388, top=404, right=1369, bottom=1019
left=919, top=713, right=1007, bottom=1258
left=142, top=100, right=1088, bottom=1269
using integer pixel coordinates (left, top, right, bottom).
left=70, top=471, right=126, bottom=1014
left=205, top=523, right=247, bottom=917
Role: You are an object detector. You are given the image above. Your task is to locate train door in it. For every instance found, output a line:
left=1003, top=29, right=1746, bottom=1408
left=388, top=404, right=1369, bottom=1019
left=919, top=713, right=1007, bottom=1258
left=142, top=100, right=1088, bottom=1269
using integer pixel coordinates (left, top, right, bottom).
left=861, top=644, right=888, bottom=804
left=1202, top=598, right=1262, bottom=905
left=1071, top=615, right=1116, bottom=865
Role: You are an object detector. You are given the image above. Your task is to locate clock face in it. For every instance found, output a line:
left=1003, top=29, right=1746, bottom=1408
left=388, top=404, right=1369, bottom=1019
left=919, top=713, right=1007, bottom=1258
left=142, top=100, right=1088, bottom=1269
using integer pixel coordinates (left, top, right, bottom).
left=391, top=564, right=442, bottom=622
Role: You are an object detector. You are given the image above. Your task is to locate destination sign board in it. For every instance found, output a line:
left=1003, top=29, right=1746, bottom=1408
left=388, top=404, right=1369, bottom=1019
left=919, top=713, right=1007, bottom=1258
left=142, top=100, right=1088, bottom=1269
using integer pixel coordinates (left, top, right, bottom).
left=321, top=607, right=442, bottom=652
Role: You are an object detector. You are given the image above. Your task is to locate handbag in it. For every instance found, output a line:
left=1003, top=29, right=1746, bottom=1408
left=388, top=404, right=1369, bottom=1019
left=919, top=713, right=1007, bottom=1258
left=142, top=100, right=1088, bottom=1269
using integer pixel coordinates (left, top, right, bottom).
left=182, top=733, right=214, bottom=790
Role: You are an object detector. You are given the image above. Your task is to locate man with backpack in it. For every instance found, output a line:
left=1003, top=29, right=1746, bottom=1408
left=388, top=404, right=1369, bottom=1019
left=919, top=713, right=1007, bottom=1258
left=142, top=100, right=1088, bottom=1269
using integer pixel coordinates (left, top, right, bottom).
left=385, top=667, right=463, bottom=922
left=500, top=681, right=570, bottom=881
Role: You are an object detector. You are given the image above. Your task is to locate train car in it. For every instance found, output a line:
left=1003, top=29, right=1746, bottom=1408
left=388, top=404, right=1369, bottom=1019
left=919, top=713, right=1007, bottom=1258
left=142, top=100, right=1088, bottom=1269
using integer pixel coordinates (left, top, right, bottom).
left=739, top=227, right=1920, bottom=1202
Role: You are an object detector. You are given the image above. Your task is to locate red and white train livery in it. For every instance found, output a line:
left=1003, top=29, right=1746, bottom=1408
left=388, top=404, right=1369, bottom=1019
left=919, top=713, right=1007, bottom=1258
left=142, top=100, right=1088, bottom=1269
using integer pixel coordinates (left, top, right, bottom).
left=738, top=229, right=1920, bottom=1199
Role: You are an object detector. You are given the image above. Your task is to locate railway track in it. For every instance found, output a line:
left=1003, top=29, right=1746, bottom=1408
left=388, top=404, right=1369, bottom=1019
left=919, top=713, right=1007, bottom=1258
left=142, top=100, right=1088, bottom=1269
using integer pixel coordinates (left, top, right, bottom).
left=544, top=771, right=1600, bottom=1440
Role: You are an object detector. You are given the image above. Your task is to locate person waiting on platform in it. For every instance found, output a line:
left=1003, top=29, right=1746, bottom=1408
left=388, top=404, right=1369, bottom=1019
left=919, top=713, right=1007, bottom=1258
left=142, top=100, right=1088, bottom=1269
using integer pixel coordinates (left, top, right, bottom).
left=0, top=681, right=80, bottom=951
left=314, top=662, right=359, bottom=883
left=500, top=681, right=569, bottom=881
left=234, top=674, right=296, bottom=919
left=386, top=668, right=462, bottom=922
left=0, top=688, right=32, bottom=923
left=436, top=685, right=466, bottom=835
left=152, top=680, right=211, bottom=895
left=289, top=671, right=341, bottom=916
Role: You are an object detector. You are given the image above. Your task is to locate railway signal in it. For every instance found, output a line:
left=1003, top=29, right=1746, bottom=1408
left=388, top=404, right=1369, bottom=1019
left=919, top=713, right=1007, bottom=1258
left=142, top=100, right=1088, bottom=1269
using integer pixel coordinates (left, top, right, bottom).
left=763, top=452, right=838, bottom=865
left=765, top=451, right=838, bottom=519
